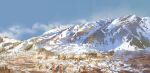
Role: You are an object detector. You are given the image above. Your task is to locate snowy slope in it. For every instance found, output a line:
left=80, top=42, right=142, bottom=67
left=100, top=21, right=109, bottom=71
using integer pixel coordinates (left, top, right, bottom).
left=11, top=15, right=147, bottom=54
left=1, top=15, right=150, bottom=54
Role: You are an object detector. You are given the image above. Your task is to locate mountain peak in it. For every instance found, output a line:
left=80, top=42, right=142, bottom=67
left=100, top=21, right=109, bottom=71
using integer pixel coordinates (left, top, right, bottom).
left=118, top=14, right=141, bottom=22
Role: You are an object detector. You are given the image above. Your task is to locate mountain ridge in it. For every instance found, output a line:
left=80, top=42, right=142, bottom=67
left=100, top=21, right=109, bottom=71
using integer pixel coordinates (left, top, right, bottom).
left=0, top=15, right=150, bottom=54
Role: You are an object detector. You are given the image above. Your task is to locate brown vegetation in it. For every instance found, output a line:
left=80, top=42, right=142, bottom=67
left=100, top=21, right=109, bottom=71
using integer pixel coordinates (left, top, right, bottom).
left=0, top=47, right=6, bottom=53
left=0, top=66, right=12, bottom=73
left=24, top=43, right=33, bottom=51
left=36, top=48, right=55, bottom=59
left=0, top=37, right=3, bottom=43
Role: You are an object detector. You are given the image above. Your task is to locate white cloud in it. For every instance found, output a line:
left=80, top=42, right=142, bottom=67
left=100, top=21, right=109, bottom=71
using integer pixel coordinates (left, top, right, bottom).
left=0, top=23, right=75, bottom=40
left=32, top=23, right=48, bottom=30
left=0, top=23, right=51, bottom=40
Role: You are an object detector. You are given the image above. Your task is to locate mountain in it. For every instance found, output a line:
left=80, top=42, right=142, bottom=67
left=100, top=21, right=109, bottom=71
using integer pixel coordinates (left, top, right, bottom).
left=0, top=15, right=150, bottom=73
left=1, top=15, right=150, bottom=54
left=27, top=15, right=150, bottom=53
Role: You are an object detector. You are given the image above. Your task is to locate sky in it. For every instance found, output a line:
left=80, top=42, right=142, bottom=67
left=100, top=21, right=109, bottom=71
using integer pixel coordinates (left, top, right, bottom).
left=0, top=0, right=150, bottom=40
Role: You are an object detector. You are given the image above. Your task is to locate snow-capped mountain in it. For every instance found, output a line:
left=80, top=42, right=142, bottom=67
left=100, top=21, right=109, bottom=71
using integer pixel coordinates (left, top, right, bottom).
left=29, top=15, right=150, bottom=53
left=1, top=15, right=150, bottom=73
left=1, top=15, right=150, bottom=54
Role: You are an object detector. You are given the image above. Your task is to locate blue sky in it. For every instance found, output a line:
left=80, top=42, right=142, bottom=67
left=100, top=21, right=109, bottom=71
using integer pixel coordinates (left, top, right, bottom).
left=0, top=0, right=150, bottom=40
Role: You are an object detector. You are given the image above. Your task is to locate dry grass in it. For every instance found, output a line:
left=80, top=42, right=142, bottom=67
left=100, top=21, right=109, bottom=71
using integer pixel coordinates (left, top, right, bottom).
left=0, top=66, right=12, bottom=73
left=0, top=50, right=129, bottom=73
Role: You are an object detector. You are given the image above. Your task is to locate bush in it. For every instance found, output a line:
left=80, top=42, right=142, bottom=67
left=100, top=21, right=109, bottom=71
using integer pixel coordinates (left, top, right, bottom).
left=0, top=37, right=3, bottom=43
left=0, top=47, right=6, bottom=53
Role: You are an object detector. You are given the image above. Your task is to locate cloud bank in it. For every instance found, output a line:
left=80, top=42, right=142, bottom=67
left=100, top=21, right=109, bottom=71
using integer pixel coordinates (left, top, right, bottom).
left=0, top=24, right=49, bottom=40
left=0, top=23, right=73, bottom=40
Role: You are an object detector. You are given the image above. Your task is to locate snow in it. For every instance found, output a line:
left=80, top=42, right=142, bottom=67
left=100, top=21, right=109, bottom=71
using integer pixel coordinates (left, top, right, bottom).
left=128, top=15, right=138, bottom=21
left=1, top=15, right=150, bottom=55
left=114, top=41, right=137, bottom=51
left=43, top=44, right=98, bottom=55
left=1, top=15, right=150, bottom=73
left=140, top=17, right=150, bottom=39
left=61, top=29, right=70, bottom=38
left=30, top=15, right=150, bottom=53
left=1, top=37, right=20, bottom=44
left=107, top=18, right=120, bottom=30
